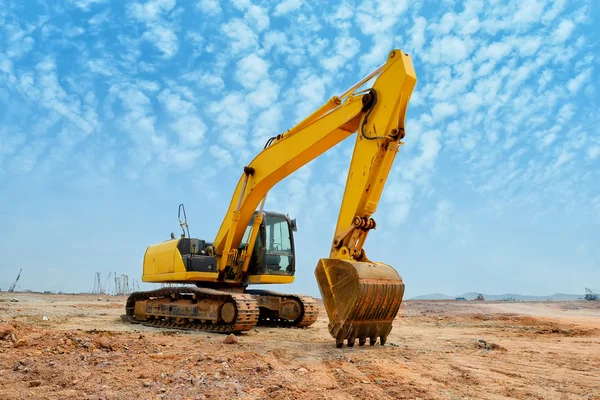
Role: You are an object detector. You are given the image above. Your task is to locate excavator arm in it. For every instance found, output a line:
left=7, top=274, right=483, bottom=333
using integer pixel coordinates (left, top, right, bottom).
left=210, top=49, right=417, bottom=346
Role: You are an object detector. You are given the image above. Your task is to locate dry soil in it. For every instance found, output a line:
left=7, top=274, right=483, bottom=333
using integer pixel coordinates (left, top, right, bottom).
left=1, top=292, right=599, bottom=399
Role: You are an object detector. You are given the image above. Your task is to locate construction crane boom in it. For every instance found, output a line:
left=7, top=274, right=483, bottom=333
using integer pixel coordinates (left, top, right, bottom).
left=9, top=268, right=22, bottom=293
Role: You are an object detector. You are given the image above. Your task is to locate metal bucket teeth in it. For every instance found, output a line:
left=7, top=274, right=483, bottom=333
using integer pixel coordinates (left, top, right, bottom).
left=315, top=258, right=404, bottom=347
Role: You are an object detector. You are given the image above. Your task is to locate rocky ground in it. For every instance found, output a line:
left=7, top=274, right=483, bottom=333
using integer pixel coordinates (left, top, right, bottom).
left=0, top=292, right=599, bottom=399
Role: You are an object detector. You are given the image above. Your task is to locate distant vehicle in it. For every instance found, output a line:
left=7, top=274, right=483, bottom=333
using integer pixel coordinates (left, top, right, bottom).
left=585, top=288, right=599, bottom=301
left=455, top=297, right=467, bottom=301
left=473, top=294, right=485, bottom=301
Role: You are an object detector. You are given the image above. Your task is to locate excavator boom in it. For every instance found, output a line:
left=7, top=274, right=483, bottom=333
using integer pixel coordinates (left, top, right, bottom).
left=212, top=50, right=416, bottom=346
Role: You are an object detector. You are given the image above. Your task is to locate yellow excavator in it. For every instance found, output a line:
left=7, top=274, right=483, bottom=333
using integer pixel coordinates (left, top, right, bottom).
left=123, top=49, right=417, bottom=347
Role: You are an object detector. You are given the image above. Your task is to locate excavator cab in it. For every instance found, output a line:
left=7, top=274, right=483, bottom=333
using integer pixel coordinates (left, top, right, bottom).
left=242, top=211, right=296, bottom=278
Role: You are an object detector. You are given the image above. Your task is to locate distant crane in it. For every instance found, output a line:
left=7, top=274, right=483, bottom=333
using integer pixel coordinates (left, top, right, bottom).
left=103, top=272, right=112, bottom=294
left=93, top=272, right=102, bottom=294
left=8, top=269, right=22, bottom=293
left=585, top=288, right=599, bottom=301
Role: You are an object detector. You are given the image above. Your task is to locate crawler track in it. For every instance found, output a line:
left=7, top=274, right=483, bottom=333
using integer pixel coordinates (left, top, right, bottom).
left=246, top=289, right=319, bottom=328
left=123, top=287, right=259, bottom=333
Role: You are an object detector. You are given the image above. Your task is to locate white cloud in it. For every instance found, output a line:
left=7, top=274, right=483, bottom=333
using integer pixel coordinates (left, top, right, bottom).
left=428, top=36, right=469, bottom=65
left=321, top=36, right=360, bottom=72
left=29, top=57, right=97, bottom=136
left=208, top=93, right=250, bottom=146
left=236, top=54, right=269, bottom=89
left=587, top=146, right=600, bottom=161
left=221, top=19, right=257, bottom=54
left=197, top=0, right=221, bottom=16
left=383, top=181, right=413, bottom=226
left=324, top=2, right=354, bottom=30
left=356, top=0, right=409, bottom=72
left=476, top=41, right=512, bottom=62
left=247, top=79, right=280, bottom=108
left=252, top=106, right=283, bottom=150
left=128, top=0, right=175, bottom=22
left=537, top=69, right=553, bottom=89
left=273, top=0, right=302, bottom=16
left=69, top=0, right=108, bottom=11
left=433, top=199, right=453, bottom=235
left=172, top=116, right=206, bottom=146
left=182, top=71, right=224, bottom=93
left=552, top=19, right=575, bottom=43
left=244, top=4, right=269, bottom=32
left=408, top=17, right=426, bottom=52
left=127, top=0, right=178, bottom=58
left=209, top=145, right=233, bottom=167
left=511, top=0, right=545, bottom=27
left=404, top=130, right=442, bottom=183
left=432, top=103, right=458, bottom=122
left=158, top=89, right=191, bottom=113
left=567, top=68, right=591, bottom=94
left=542, top=0, right=566, bottom=23
left=291, top=70, right=330, bottom=121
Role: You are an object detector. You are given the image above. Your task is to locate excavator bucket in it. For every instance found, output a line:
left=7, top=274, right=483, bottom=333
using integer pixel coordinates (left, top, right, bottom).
left=315, top=258, right=404, bottom=347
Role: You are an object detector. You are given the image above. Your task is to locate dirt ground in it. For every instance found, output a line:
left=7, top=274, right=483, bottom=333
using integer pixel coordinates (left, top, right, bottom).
left=1, top=292, right=599, bottom=400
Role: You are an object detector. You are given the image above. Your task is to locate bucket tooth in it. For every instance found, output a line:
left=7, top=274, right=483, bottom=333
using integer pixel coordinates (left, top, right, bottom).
left=315, top=258, right=405, bottom=347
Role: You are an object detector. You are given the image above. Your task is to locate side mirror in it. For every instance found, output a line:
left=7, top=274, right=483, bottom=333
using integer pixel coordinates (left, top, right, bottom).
left=290, top=218, right=297, bottom=232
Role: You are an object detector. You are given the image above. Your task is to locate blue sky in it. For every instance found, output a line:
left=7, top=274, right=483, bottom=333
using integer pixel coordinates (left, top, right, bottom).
left=0, top=0, right=598, bottom=298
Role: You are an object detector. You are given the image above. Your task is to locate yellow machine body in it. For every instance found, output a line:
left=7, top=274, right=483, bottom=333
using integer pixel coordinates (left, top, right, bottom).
left=142, top=239, right=219, bottom=283
left=141, top=238, right=295, bottom=285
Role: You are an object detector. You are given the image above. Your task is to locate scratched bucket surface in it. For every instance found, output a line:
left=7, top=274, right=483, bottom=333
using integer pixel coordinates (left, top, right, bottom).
left=315, top=258, right=405, bottom=347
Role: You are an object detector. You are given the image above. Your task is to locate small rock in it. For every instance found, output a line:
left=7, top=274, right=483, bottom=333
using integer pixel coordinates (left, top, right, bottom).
left=0, top=323, right=17, bottom=341
left=223, top=334, right=238, bottom=344
left=143, top=382, right=151, bottom=388
left=213, top=372, right=223, bottom=380
left=10, top=298, right=18, bottom=303
left=267, top=385, right=282, bottom=392
left=161, top=388, right=167, bottom=393
left=295, top=367, right=308, bottom=375
left=361, top=381, right=370, bottom=384
left=476, top=338, right=506, bottom=351
left=29, top=381, right=42, bottom=387
left=42, top=316, right=48, bottom=321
